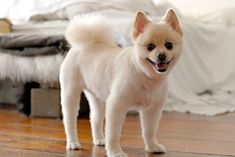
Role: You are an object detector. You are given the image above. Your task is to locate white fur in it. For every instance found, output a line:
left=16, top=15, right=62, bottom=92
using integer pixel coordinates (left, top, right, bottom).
left=60, top=10, right=182, bottom=157
left=0, top=52, right=64, bottom=83
left=66, top=15, right=116, bottom=48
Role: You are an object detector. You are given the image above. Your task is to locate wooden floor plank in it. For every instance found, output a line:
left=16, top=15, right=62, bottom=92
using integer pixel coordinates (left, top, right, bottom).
left=0, top=109, right=234, bottom=157
left=0, top=135, right=229, bottom=157
left=0, top=147, right=64, bottom=157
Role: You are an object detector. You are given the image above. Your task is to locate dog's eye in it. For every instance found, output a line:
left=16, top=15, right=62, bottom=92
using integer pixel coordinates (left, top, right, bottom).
left=146, top=43, right=156, bottom=51
left=165, top=42, right=173, bottom=50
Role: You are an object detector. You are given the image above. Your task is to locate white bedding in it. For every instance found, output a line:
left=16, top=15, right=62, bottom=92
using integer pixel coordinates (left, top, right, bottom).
left=0, top=52, right=64, bottom=83
left=167, top=21, right=235, bottom=115
left=1, top=0, right=235, bottom=115
left=0, top=0, right=161, bottom=24
left=12, top=20, right=68, bottom=34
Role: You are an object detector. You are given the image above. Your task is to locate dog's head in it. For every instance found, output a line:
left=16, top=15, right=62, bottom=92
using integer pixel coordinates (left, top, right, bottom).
left=131, top=9, right=183, bottom=79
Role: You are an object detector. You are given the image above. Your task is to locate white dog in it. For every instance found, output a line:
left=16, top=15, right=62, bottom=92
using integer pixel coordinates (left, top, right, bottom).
left=60, top=9, right=183, bottom=157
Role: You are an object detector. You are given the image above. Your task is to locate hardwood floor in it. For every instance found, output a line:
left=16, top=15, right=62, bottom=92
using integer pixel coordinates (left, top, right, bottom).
left=0, top=109, right=234, bottom=157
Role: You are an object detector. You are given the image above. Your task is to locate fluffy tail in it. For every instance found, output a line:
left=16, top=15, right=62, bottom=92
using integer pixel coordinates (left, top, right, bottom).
left=65, top=15, right=116, bottom=47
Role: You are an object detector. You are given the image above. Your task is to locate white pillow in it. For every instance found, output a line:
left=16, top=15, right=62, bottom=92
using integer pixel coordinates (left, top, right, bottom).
left=65, top=0, right=159, bottom=19
left=160, top=0, right=235, bottom=16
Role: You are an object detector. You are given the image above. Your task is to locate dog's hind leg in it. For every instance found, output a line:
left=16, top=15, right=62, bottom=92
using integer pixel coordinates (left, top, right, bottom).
left=60, top=57, right=83, bottom=150
left=84, top=90, right=105, bottom=146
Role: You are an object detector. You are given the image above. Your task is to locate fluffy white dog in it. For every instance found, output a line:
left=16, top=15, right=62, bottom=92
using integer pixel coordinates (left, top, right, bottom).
left=60, top=9, right=183, bottom=157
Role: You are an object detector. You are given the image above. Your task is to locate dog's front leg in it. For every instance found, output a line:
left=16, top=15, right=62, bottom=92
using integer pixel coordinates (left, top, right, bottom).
left=105, top=95, right=129, bottom=157
left=140, top=104, right=166, bottom=153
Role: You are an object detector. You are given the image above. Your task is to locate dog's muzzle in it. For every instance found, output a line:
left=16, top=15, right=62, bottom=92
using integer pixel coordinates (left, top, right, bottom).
left=146, top=57, right=172, bottom=73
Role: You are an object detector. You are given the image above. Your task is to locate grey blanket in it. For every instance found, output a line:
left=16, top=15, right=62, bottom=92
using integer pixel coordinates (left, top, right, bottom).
left=0, top=34, right=69, bottom=56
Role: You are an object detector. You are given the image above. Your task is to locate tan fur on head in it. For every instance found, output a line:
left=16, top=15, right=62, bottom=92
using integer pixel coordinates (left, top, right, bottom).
left=131, top=9, right=182, bottom=42
left=164, top=9, right=183, bottom=36
left=131, top=11, right=151, bottom=42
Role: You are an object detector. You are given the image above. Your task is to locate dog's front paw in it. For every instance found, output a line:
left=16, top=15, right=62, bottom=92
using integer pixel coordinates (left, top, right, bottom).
left=93, top=138, right=105, bottom=146
left=107, top=152, right=128, bottom=157
left=145, top=143, right=166, bottom=153
left=66, top=142, right=81, bottom=150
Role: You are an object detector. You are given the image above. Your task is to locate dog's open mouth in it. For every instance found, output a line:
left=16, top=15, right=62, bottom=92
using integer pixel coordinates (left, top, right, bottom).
left=146, top=58, right=171, bottom=73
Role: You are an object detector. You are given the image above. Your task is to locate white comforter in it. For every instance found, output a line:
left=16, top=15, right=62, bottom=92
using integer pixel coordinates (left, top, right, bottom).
left=1, top=0, right=235, bottom=115
left=167, top=21, right=235, bottom=115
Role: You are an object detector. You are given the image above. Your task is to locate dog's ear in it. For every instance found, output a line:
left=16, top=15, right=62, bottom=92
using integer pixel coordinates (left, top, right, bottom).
left=164, top=9, right=183, bottom=36
left=131, top=11, right=150, bottom=41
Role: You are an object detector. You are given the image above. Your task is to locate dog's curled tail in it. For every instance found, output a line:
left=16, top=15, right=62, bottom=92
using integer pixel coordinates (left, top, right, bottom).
left=65, top=15, right=116, bottom=47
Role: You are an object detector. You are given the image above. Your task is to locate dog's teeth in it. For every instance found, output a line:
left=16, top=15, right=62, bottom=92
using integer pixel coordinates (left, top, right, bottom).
left=157, top=63, right=168, bottom=69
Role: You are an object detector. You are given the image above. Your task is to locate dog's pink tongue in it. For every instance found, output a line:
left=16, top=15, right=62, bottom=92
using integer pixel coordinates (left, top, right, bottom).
left=157, top=63, right=168, bottom=69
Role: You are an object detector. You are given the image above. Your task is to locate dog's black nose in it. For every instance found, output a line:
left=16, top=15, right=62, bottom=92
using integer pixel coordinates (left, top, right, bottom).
left=158, top=53, right=166, bottom=61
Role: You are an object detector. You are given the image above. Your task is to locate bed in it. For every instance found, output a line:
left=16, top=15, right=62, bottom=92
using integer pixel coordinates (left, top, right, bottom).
left=0, top=0, right=235, bottom=115
left=0, top=20, right=68, bottom=84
